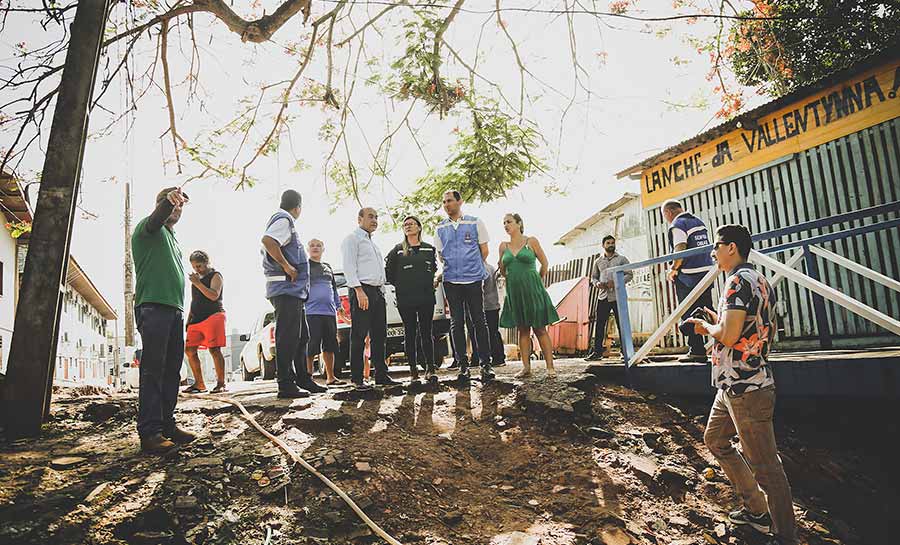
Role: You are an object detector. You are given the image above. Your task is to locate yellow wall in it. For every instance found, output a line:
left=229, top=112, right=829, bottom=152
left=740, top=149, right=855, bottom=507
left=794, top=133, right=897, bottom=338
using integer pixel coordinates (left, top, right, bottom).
left=640, top=60, right=900, bottom=208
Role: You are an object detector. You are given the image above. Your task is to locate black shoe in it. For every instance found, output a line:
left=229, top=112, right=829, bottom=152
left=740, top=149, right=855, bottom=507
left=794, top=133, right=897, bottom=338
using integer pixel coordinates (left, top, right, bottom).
left=480, top=364, right=495, bottom=382
left=457, top=366, right=470, bottom=381
left=298, top=380, right=327, bottom=394
left=678, top=353, right=709, bottom=363
left=493, top=360, right=507, bottom=367
left=728, top=507, right=772, bottom=534
left=448, top=360, right=460, bottom=369
left=375, top=375, right=401, bottom=386
left=584, top=352, right=603, bottom=361
left=278, top=388, right=310, bottom=399
left=353, top=381, right=373, bottom=391
left=470, top=359, right=481, bottom=368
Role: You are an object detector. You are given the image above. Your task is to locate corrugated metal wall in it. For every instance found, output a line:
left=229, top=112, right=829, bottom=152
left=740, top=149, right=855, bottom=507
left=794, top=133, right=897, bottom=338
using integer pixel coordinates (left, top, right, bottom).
left=646, top=117, right=900, bottom=347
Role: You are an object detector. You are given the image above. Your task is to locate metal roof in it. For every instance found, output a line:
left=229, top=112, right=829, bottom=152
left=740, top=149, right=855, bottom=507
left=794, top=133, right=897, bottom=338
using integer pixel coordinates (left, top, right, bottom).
left=554, top=192, right=640, bottom=246
left=616, top=46, right=900, bottom=179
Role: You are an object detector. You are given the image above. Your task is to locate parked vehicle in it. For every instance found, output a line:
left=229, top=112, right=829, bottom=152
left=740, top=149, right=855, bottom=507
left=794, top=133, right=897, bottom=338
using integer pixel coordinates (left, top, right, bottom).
left=331, top=269, right=451, bottom=367
left=119, top=347, right=142, bottom=390
left=239, top=310, right=276, bottom=381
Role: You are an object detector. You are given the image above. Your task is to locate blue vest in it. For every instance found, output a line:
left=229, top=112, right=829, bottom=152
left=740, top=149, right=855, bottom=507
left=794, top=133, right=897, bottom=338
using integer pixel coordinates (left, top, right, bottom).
left=437, top=215, right=487, bottom=283
left=668, top=212, right=714, bottom=285
left=262, top=210, right=310, bottom=300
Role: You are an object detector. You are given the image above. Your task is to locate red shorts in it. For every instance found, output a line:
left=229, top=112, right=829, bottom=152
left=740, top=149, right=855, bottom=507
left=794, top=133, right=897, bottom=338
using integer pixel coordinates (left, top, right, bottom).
left=186, top=312, right=226, bottom=349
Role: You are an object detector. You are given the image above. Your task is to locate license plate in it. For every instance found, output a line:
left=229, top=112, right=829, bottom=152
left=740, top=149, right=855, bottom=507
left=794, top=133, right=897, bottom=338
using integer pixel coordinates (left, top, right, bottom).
left=387, top=326, right=405, bottom=338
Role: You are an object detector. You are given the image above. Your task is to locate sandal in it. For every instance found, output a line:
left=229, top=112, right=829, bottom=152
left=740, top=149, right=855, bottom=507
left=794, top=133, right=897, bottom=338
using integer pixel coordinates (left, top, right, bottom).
left=182, top=385, right=206, bottom=394
left=326, top=379, right=347, bottom=386
left=210, top=384, right=227, bottom=394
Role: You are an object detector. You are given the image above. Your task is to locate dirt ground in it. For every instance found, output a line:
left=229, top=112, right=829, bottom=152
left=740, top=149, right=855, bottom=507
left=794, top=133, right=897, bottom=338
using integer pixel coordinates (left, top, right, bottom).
left=0, top=360, right=897, bottom=545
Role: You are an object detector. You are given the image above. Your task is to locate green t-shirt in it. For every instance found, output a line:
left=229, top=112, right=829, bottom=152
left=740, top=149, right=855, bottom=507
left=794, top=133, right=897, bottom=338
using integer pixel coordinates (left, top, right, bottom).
left=132, top=217, right=185, bottom=311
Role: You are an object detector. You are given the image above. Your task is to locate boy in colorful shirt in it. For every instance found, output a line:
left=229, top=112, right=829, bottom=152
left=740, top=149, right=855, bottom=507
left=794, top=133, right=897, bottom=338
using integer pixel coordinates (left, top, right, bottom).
left=687, top=224, right=796, bottom=545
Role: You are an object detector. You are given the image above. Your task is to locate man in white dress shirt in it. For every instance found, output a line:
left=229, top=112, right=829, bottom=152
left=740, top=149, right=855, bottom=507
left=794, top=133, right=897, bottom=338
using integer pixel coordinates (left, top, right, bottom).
left=341, top=207, right=400, bottom=390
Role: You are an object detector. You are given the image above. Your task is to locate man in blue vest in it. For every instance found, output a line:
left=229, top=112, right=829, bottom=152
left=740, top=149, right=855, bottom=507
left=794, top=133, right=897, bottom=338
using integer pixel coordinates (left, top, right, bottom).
left=261, top=190, right=327, bottom=398
left=663, top=199, right=715, bottom=363
left=435, top=190, right=495, bottom=383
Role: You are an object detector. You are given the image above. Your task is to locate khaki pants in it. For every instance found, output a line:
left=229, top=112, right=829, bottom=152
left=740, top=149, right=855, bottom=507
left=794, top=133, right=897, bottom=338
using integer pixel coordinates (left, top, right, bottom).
left=704, top=387, right=797, bottom=544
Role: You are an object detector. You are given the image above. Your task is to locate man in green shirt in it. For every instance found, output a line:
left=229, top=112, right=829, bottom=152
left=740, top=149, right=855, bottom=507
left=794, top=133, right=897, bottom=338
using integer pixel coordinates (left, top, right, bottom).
left=131, top=187, right=196, bottom=454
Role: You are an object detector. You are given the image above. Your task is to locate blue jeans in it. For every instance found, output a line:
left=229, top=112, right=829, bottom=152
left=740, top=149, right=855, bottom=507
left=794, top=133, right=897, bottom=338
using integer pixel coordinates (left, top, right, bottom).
left=136, top=303, right=184, bottom=438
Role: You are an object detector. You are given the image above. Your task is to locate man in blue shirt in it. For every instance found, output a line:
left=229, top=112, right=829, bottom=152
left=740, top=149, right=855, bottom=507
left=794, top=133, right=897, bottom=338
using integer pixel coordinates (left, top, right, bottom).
left=305, top=239, right=348, bottom=386
left=435, top=190, right=495, bottom=383
left=662, top=199, right=715, bottom=363
left=261, top=190, right=327, bottom=398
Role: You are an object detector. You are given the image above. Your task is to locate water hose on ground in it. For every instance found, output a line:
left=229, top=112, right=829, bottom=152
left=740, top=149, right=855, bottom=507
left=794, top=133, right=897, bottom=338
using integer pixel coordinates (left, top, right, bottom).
left=190, top=393, right=403, bottom=545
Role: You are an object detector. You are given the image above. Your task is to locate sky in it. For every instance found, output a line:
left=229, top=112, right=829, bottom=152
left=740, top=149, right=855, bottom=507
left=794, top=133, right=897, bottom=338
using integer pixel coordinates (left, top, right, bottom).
left=1, top=1, right=760, bottom=336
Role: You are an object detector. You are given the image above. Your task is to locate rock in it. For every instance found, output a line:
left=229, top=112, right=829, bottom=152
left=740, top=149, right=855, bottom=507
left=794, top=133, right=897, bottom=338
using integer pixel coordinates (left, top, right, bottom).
left=322, top=455, right=336, bottom=466
left=527, top=499, right=540, bottom=506
left=642, top=431, right=660, bottom=449
left=714, top=523, right=727, bottom=537
left=668, top=516, right=690, bottom=527
left=621, top=453, right=657, bottom=480
left=552, top=485, right=569, bottom=494
left=282, top=408, right=351, bottom=431
left=499, top=405, right=525, bottom=419
left=495, top=531, right=541, bottom=545
left=175, top=495, right=199, bottom=511
left=84, top=482, right=112, bottom=503
left=650, top=519, right=667, bottom=532
left=355, top=462, right=372, bottom=473
left=323, top=511, right=343, bottom=525
left=433, top=478, right=443, bottom=486
left=655, top=463, right=695, bottom=491
left=442, top=511, right=463, bottom=525
left=84, top=401, right=121, bottom=422
left=50, top=456, right=86, bottom=470
left=185, top=456, right=224, bottom=470
left=224, top=510, right=239, bottom=524
left=599, top=527, right=633, bottom=545
left=500, top=485, right=515, bottom=491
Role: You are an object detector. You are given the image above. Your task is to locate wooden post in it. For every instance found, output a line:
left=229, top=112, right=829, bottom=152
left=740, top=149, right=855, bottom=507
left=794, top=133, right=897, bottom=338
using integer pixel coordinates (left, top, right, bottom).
left=2, top=0, right=111, bottom=438
left=802, top=244, right=833, bottom=349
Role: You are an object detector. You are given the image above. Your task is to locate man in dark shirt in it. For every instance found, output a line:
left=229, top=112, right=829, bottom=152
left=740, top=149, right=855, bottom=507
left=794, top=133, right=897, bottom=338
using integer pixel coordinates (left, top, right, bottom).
left=131, top=187, right=196, bottom=454
left=183, top=250, right=226, bottom=394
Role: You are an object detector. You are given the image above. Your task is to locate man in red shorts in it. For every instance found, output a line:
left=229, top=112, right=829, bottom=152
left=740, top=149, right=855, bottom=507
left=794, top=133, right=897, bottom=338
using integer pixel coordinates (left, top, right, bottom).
left=183, top=250, right=228, bottom=393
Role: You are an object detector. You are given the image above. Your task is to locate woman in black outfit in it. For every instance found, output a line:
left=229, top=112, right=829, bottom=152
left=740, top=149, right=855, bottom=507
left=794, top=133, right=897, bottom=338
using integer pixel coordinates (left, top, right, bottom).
left=385, top=215, right=438, bottom=385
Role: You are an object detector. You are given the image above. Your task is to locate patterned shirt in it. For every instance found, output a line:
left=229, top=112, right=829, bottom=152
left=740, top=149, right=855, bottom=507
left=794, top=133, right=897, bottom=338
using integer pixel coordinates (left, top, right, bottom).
left=711, top=264, right=776, bottom=395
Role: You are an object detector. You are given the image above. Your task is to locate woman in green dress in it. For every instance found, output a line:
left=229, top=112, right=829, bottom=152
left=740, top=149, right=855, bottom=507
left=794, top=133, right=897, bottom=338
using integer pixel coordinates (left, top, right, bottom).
left=498, top=213, right=559, bottom=378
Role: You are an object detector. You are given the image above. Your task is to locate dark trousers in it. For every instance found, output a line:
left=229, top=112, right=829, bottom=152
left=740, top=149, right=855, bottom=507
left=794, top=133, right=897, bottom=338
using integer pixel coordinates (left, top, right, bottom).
left=592, top=298, right=622, bottom=354
left=349, top=284, right=389, bottom=383
left=399, top=304, right=434, bottom=374
left=675, top=278, right=714, bottom=355
left=271, top=294, right=312, bottom=392
left=474, top=309, right=505, bottom=364
left=136, top=303, right=184, bottom=438
left=450, top=303, right=476, bottom=364
left=444, top=282, right=492, bottom=368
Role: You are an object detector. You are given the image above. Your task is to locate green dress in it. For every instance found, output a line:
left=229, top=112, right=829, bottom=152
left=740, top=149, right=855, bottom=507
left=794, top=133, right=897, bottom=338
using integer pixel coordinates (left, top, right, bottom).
left=499, top=242, right=560, bottom=328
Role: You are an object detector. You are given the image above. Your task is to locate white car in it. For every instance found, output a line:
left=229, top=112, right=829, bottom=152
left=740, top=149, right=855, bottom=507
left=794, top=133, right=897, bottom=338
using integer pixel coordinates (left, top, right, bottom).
left=239, top=310, right=277, bottom=381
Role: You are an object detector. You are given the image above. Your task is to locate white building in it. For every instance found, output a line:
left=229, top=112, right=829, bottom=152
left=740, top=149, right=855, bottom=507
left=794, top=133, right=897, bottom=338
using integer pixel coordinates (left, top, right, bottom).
left=1, top=170, right=118, bottom=384
left=554, top=192, right=656, bottom=338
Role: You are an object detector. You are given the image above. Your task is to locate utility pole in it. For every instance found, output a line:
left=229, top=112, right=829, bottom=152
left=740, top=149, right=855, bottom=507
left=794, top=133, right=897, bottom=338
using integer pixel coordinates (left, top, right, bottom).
left=124, top=182, right=135, bottom=347
left=2, top=0, right=111, bottom=438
